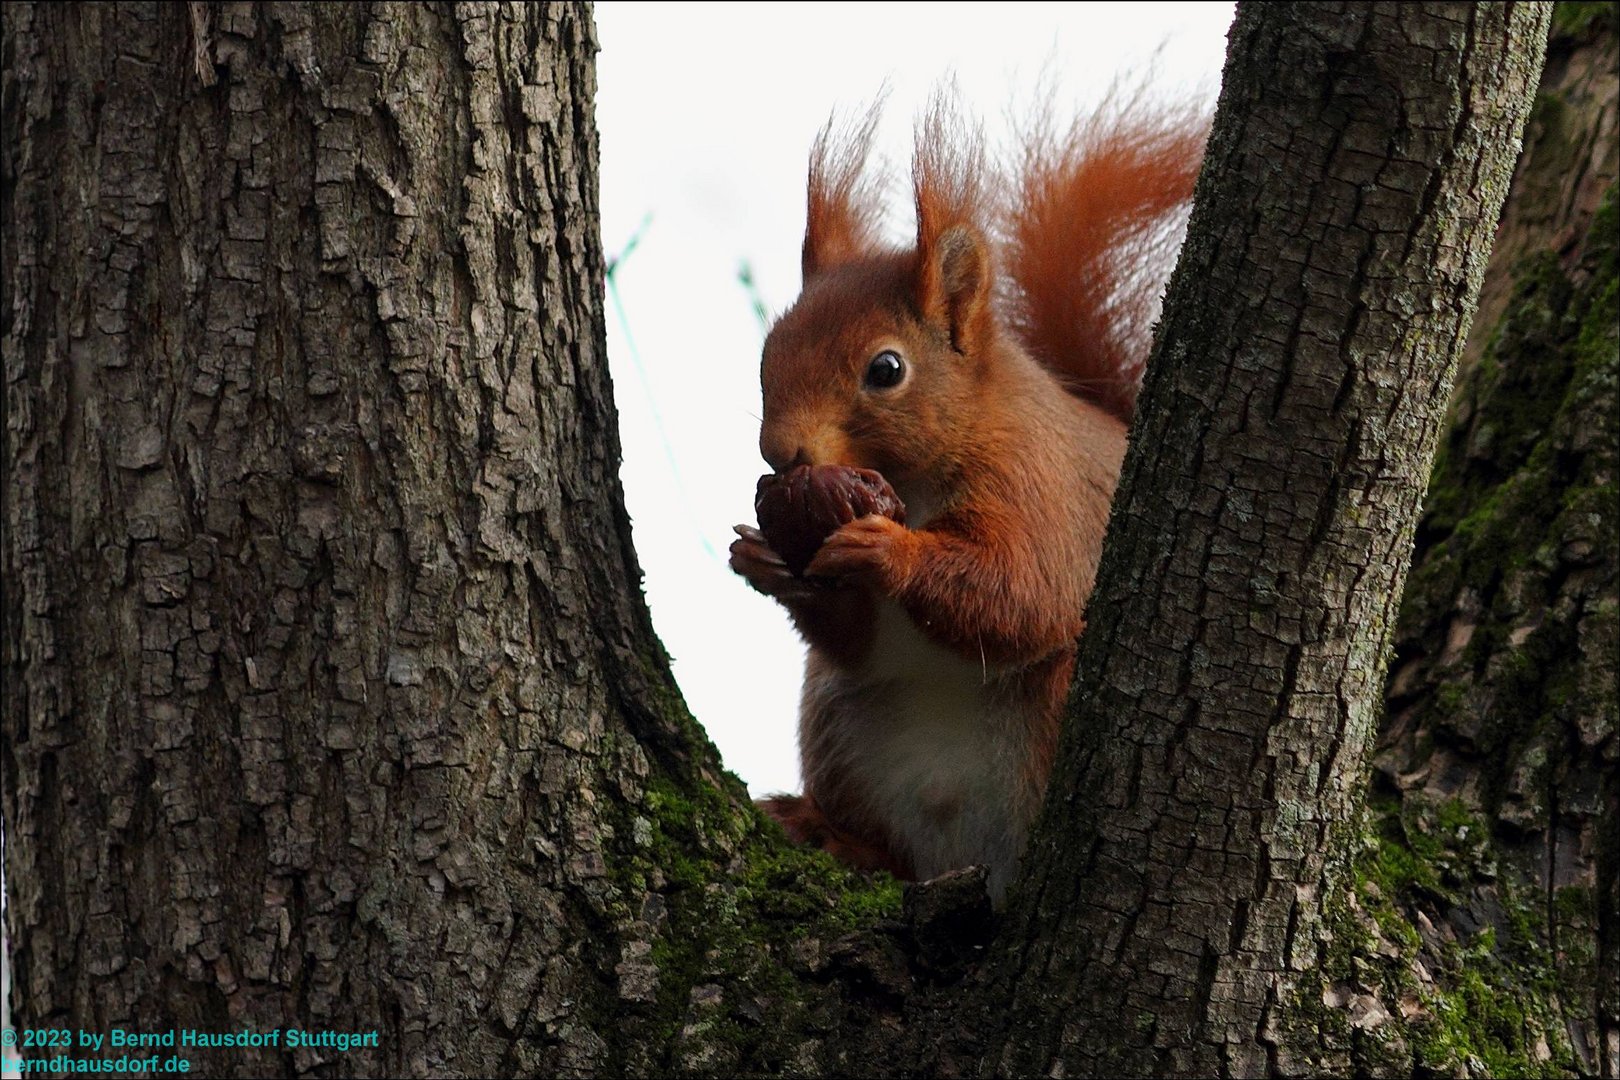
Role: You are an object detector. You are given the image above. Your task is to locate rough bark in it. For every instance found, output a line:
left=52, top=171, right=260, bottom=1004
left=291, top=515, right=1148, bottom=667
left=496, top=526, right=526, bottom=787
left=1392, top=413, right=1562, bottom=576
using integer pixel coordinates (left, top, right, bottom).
left=1458, top=2, right=1619, bottom=381
left=981, top=5, right=1550, bottom=1077
left=2, top=3, right=673, bottom=1075
left=1369, top=7, right=1619, bottom=1074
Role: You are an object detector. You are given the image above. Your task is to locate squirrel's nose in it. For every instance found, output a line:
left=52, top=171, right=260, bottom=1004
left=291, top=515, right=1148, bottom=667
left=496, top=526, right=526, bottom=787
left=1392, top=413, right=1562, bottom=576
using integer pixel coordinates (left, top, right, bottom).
left=762, top=441, right=809, bottom=474
left=763, top=422, right=846, bottom=473
left=760, top=421, right=809, bottom=472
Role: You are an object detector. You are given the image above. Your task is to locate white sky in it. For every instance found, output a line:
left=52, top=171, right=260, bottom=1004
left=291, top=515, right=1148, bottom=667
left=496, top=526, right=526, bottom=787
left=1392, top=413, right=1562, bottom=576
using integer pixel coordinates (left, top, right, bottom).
left=594, top=2, right=1236, bottom=796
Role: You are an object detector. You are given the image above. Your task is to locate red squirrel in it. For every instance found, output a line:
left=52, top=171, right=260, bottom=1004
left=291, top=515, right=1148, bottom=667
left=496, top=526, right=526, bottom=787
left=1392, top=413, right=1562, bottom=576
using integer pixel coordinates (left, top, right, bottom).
left=730, top=96, right=1207, bottom=902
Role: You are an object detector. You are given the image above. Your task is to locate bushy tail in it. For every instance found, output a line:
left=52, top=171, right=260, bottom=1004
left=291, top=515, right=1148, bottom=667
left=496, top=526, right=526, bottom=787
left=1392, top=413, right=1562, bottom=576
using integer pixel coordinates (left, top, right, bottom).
left=1000, top=91, right=1209, bottom=423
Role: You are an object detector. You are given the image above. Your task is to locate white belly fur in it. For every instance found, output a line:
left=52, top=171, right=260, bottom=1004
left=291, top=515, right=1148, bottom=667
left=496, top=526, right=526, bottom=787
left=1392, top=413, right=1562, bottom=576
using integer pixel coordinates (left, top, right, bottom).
left=803, top=601, right=1032, bottom=901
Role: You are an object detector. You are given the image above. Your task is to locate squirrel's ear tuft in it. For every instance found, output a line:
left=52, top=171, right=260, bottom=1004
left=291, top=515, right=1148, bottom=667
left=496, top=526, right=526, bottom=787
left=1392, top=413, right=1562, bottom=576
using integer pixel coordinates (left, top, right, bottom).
left=912, top=92, right=992, bottom=355
left=803, top=106, right=884, bottom=281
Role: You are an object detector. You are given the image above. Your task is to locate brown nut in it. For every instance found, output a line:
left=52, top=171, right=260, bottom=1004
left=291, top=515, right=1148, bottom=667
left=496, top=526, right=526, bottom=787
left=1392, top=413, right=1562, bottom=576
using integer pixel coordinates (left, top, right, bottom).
left=754, top=465, right=906, bottom=577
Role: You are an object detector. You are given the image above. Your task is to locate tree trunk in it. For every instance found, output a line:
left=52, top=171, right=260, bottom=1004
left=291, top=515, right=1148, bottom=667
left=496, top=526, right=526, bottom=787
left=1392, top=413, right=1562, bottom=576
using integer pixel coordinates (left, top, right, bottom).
left=981, top=4, right=1549, bottom=1077
left=4, top=3, right=1578, bottom=1079
left=2, top=3, right=679, bottom=1075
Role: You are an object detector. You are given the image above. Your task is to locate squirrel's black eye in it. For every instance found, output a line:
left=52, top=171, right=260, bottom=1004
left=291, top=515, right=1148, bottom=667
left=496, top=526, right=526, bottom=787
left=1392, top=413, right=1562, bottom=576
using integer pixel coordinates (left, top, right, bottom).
left=864, top=350, right=905, bottom=390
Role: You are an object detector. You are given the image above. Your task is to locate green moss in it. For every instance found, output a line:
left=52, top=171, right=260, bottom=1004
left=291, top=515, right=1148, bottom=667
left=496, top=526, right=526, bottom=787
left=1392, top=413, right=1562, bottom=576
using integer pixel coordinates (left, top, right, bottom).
left=618, top=774, right=906, bottom=1071
left=1408, top=908, right=1584, bottom=1078
left=1372, top=822, right=1441, bottom=898
left=1432, top=681, right=1467, bottom=716
left=1340, top=798, right=1581, bottom=1077
left=592, top=654, right=906, bottom=1074
left=1418, top=962, right=1528, bottom=1076
left=1415, top=182, right=1615, bottom=557
left=1400, top=181, right=1618, bottom=824
left=1585, top=182, right=1619, bottom=267
left=1360, top=795, right=1494, bottom=906
left=1551, top=0, right=1618, bottom=41
left=1554, top=884, right=1595, bottom=926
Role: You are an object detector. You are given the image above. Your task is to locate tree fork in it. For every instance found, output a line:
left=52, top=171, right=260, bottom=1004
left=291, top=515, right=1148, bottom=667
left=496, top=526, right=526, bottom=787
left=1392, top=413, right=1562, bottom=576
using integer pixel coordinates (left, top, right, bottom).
left=3, top=2, right=1561, bottom=1078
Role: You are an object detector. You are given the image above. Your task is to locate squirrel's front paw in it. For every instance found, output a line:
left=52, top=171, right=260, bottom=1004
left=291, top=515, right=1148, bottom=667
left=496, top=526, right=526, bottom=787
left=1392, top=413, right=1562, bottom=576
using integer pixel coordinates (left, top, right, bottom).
left=804, top=514, right=912, bottom=590
left=730, top=525, right=821, bottom=602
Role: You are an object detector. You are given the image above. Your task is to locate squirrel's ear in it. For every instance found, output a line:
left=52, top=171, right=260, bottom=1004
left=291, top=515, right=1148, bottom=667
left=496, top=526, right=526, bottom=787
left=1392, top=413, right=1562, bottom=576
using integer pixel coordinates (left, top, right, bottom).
left=911, top=93, right=990, bottom=354
left=917, top=223, right=990, bottom=355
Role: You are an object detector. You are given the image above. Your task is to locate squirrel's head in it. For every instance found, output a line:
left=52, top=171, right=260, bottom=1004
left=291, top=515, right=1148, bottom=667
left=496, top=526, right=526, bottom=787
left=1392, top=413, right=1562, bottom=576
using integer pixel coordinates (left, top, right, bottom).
left=757, top=103, right=997, bottom=500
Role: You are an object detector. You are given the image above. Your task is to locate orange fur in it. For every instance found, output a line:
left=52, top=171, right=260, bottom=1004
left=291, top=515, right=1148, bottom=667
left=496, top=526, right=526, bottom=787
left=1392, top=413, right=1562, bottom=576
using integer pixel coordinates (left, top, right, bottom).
left=1003, top=90, right=1209, bottom=421
left=732, top=90, right=1206, bottom=902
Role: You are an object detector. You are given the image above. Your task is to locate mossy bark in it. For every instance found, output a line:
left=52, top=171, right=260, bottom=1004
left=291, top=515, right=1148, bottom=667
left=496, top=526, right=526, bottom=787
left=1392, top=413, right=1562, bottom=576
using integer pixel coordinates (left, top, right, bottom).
left=1365, top=7, right=1619, bottom=1076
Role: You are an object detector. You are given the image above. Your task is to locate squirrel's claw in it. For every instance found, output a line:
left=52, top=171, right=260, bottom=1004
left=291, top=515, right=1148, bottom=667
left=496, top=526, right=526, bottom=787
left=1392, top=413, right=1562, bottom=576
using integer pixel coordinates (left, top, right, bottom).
left=804, top=514, right=907, bottom=589
left=730, top=526, right=820, bottom=602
